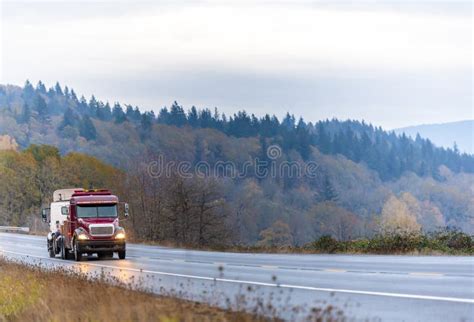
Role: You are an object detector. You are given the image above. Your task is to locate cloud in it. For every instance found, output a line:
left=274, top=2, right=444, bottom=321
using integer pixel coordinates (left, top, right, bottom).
left=1, top=1, right=472, bottom=128
left=3, top=1, right=470, bottom=73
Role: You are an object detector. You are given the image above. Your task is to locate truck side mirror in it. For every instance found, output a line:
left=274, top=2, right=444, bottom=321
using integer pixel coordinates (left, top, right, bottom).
left=41, top=208, right=50, bottom=223
left=61, top=206, right=69, bottom=216
left=124, top=203, right=129, bottom=217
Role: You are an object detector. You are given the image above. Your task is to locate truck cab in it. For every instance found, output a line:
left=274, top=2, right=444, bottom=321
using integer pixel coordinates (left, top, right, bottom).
left=42, top=188, right=129, bottom=261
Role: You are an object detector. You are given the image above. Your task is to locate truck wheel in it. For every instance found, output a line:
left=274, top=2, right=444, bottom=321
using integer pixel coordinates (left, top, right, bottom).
left=48, top=245, right=55, bottom=258
left=60, top=240, right=67, bottom=260
left=73, top=241, right=83, bottom=262
left=48, top=240, right=55, bottom=258
left=118, top=250, right=126, bottom=260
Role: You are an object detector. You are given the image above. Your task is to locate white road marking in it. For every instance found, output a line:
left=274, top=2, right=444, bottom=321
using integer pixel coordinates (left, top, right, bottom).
left=1, top=249, right=473, bottom=304
left=324, top=268, right=347, bottom=273
left=409, top=272, right=444, bottom=277
left=260, top=265, right=278, bottom=269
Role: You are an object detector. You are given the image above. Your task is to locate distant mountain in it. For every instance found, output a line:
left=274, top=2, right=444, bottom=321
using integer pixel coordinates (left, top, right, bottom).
left=394, top=120, right=473, bottom=155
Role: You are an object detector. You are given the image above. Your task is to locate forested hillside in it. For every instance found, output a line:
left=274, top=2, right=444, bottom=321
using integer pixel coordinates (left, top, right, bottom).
left=0, top=81, right=473, bottom=245
left=1, top=81, right=472, bottom=178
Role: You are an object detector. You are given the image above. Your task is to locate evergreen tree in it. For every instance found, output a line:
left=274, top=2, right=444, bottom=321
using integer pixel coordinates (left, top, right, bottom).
left=79, top=115, right=97, bottom=140
left=88, top=96, right=99, bottom=116
left=199, top=108, right=214, bottom=128
left=140, top=112, right=153, bottom=140
left=78, top=96, right=89, bottom=115
left=193, top=136, right=205, bottom=164
left=54, top=82, right=63, bottom=96
left=22, top=80, right=35, bottom=102
left=133, top=107, right=141, bottom=122
left=188, top=106, right=199, bottom=127
left=97, top=102, right=112, bottom=121
left=316, top=122, right=331, bottom=154
left=296, top=118, right=311, bottom=160
left=453, top=142, right=459, bottom=154
left=47, top=87, right=55, bottom=98
left=322, top=176, right=339, bottom=202
left=112, top=103, right=127, bottom=123
left=158, top=107, right=170, bottom=124
left=58, top=107, right=78, bottom=131
left=18, top=103, right=31, bottom=124
left=70, top=89, right=78, bottom=102
left=64, top=86, right=70, bottom=99
left=282, top=113, right=296, bottom=130
left=35, top=81, right=47, bottom=94
left=125, top=105, right=135, bottom=120
left=33, top=94, right=48, bottom=121
left=169, top=101, right=187, bottom=127
left=259, top=136, right=270, bottom=164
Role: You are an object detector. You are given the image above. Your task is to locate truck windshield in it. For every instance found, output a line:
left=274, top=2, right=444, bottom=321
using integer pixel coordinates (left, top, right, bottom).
left=76, top=205, right=118, bottom=218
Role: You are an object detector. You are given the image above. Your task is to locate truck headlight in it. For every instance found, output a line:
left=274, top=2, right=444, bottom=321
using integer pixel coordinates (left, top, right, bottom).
left=115, top=231, right=126, bottom=240
left=77, top=233, right=89, bottom=241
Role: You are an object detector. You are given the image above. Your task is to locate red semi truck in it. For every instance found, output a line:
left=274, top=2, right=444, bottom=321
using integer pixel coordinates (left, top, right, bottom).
left=41, top=188, right=129, bottom=261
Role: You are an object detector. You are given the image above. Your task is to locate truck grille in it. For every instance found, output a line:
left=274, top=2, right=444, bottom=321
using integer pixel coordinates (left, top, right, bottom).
left=89, top=225, right=114, bottom=237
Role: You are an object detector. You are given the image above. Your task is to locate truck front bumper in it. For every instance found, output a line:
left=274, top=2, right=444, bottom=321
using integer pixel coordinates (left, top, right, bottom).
left=77, top=239, right=126, bottom=253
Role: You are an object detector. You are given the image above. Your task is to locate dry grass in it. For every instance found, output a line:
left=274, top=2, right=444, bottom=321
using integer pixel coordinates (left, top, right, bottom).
left=0, top=260, right=276, bottom=322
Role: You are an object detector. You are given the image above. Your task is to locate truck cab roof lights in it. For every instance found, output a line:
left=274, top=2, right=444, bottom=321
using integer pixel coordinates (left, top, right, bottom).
left=71, top=190, right=112, bottom=197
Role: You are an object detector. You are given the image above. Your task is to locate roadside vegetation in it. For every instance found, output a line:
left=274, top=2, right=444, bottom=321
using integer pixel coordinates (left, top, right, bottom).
left=0, top=259, right=270, bottom=322
left=305, top=229, right=474, bottom=255
left=185, top=229, right=473, bottom=256
left=0, top=258, right=346, bottom=322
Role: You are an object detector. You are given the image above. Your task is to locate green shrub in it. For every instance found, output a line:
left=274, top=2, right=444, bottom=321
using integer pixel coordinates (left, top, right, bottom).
left=309, top=235, right=341, bottom=253
left=305, top=228, right=473, bottom=254
left=428, top=228, right=473, bottom=253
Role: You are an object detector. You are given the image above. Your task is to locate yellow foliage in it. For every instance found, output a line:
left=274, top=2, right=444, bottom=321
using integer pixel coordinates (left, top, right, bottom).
left=381, top=195, right=421, bottom=234
left=62, top=152, right=122, bottom=189
left=0, top=135, right=18, bottom=151
left=0, top=146, right=122, bottom=228
left=257, top=220, right=293, bottom=247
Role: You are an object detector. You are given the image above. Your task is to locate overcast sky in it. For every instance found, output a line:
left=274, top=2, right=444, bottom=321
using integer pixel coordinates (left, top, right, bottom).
left=0, top=1, right=472, bottom=129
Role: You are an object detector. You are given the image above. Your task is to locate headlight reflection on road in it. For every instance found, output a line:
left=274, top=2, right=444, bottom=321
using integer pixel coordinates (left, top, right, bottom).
left=70, top=259, right=142, bottom=289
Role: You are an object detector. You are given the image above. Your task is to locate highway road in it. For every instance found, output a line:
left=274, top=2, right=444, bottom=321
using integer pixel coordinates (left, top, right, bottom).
left=0, top=232, right=473, bottom=321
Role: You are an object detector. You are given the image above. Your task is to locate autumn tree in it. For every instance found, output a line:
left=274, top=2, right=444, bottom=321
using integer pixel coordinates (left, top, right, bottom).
left=257, top=220, right=293, bottom=248
left=381, top=195, right=421, bottom=234
left=307, top=202, right=359, bottom=241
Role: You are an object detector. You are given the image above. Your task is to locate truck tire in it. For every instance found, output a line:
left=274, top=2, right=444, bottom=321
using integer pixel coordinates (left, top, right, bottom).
left=48, top=244, right=55, bottom=258
left=118, top=250, right=126, bottom=260
left=48, top=239, right=55, bottom=258
left=73, top=241, right=83, bottom=262
left=60, top=239, right=67, bottom=260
